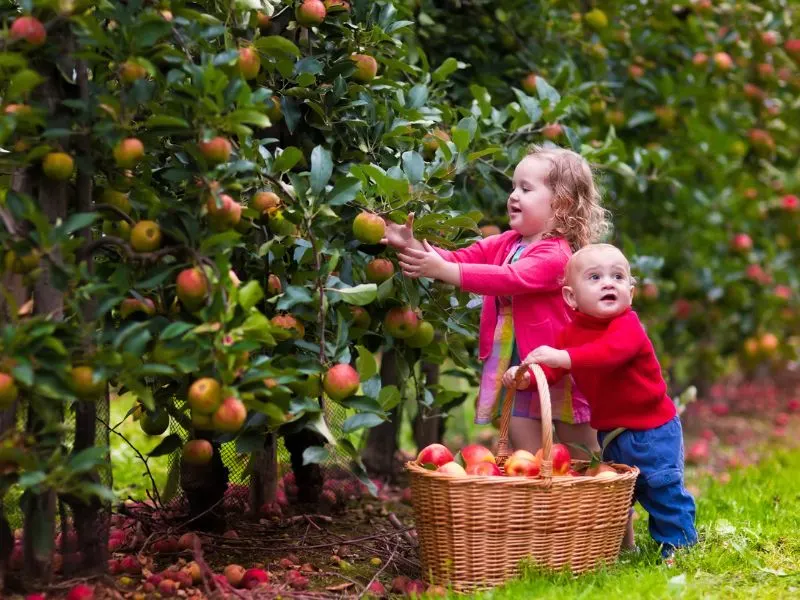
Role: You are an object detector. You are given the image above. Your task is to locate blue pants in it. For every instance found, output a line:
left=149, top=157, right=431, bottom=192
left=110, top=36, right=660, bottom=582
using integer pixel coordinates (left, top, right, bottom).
left=598, top=416, right=698, bottom=555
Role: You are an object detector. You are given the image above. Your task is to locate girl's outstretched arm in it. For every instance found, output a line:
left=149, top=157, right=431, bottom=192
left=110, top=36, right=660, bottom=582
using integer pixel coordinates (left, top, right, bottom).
left=398, top=240, right=460, bottom=285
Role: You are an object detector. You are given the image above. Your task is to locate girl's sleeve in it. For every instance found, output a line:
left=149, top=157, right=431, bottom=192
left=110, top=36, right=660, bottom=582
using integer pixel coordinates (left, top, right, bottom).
left=433, top=237, right=491, bottom=265
left=457, top=244, right=566, bottom=295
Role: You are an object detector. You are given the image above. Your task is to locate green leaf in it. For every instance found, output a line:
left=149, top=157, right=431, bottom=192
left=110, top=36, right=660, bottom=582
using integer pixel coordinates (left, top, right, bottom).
left=407, top=84, right=428, bottom=109
left=159, top=322, right=193, bottom=340
left=327, top=176, right=361, bottom=206
left=295, top=57, right=324, bottom=75
left=355, top=345, right=378, bottom=381
left=303, top=445, right=330, bottom=465
left=68, top=446, right=108, bottom=473
left=276, top=285, right=313, bottom=311
left=144, top=115, right=190, bottom=129
left=255, top=36, right=301, bottom=59
left=432, top=57, right=460, bottom=83
left=329, top=284, right=377, bottom=306
left=7, top=69, right=44, bottom=100
left=536, top=77, right=561, bottom=105
left=402, top=151, right=424, bottom=183
left=378, top=385, right=402, bottom=411
left=148, top=434, right=182, bottom=457
left=18, top=471, right=46, bottom=489
left=239, top=281, right=265, bottom=311
left=229, top=110, right=270, bottom=128
left=342, top=413, right=385, bottom=433
left=273, top=147, right=304, bottom=173
left=310, top=146, right=333, bottom=195
left=56, top=212, right=98, bottom=236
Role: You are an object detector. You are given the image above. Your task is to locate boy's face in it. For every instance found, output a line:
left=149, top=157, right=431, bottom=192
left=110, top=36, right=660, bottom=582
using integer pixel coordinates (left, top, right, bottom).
left=563, top=246, right=634, bottom=319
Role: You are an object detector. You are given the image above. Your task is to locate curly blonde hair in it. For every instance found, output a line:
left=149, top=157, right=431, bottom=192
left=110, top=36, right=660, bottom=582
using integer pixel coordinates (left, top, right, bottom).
left=525, top=145, right=611, bottom=250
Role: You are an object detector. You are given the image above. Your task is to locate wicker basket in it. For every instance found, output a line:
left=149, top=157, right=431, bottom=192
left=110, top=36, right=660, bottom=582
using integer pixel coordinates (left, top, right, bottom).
left=406, top=363, right=639, bottom=591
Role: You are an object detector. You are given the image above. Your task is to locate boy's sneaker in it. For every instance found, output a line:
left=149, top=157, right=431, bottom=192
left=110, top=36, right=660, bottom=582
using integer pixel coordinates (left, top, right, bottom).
left=660, top=545, right=676, bottom=566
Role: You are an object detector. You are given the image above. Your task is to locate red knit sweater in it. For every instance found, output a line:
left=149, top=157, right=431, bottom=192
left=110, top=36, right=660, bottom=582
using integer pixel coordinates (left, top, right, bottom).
left=535, top=308, right=676, bottom=431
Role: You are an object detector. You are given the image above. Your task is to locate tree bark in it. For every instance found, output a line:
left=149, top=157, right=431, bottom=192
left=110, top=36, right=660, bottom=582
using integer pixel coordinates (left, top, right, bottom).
left=284, top=428, right=325, bottom=504
left=362, top=349, right=401, bottom=478
left=249, top=432, right=278, bottom=513
left=413, top=362, right=445, bottom=450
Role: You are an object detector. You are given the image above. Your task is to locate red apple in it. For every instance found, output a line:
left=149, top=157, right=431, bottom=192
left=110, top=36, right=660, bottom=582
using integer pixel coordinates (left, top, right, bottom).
left=730, top=233, right=752, bottom=252
left=713, top=52, right=733, bottom=70
left=70, top=366, right=106, bottom=398
left=521, top=72, right=538, bottom=95
left=365, top=258, right=394, bottom=283
left=113, top=138, right=145, bottom=168
left=437, top=461, right=466, bottom=476
left=120, top=297, right=156, bottom=319
left=251, top=191, right=281, bottom=217
left=0, top=373, right=20, bottom=408
left=211, top=397, right=247, bottom=432
left=628, top=64, right=645, bottom=79
left=542, top=123, right=563, bottom=140
left=176, top=267, right=209, bottom=311
left=781, top=194, right=798, bottom=212
left=549, top=443, right=571, bottom=475
left=296, top=0, right=326, bottom=26
left=692, top=52, right=708, bottom=66
left=120, top=60, right=147, bottom=84
left=352, top=211, right=385, bottom=244
left=759, top=332, right=779, bottom=354
left=686, top=439, right=709, bottom=464
left=404, top=320, right=434, bottom=348
left=241, top=568, right=269, bottom=589
left=785, top=39, right=800, bottom=57
left=188, top=377, right=222, bottom=414
left=466, top=461, right=502, bottom=476
left=761, top=31, right=779, bottom=47
left=422, top=128, right=451, bottom=159
left=504, top=454, right=540, bottom=477
left=417, top=443, right=453, bottom=467
left=10, top=16, right=46, bottom=46
left=323, top=363, right=360, bottom=401
left=182, top=440, right=213, bottom=465
left=350, top=54, right=378, bottom=83
left=238, top=47, right=261, bottom=80
left=384, top=306, right=419, bottom=339
left=460, top=443, right=495, bottom=467
left=224, top=564, right=246, bottom=587
left=198, top=136, right=232, bottom=164
left=271, top=314, right=305, bottom=339
left=206, top=193, right=242, bottom=230
left=66, top=585, right=94, bottom=600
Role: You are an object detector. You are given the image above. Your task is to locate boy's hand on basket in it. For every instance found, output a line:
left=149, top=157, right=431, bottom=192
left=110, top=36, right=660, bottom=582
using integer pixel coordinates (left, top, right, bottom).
left=525, top=346, right=572, bottom=369
left=502, top=366, right=531, bottom=390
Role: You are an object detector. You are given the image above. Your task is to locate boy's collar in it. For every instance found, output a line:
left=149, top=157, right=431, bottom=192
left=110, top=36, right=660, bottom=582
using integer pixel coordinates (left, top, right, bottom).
left=570, top=306, right=632, bottom=327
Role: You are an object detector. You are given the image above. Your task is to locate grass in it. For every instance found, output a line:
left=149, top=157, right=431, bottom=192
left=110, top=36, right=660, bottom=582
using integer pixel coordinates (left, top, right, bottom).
left=109, top=394, right=170, bottom=501
left=468, top=449, right=800, bottom=599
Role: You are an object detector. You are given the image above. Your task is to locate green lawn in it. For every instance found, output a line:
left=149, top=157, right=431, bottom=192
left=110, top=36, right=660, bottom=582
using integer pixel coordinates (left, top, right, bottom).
left=469, top=449, right=800, bottom=600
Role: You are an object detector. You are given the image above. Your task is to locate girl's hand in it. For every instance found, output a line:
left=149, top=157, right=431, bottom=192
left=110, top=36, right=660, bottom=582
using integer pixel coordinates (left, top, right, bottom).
left=502, top=366, right=531, bottom=390
left=525, top=346, right=571, bottom=369
left=398, top=239, right=459, bottom=284
left=381, top=213, right=419, bottom=250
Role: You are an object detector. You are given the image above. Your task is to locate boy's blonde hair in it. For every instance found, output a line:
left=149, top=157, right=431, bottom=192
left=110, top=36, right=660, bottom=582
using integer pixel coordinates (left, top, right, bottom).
left=526, top=146, right=611, bottom=250
left=564, top=243, right=635, bottom=285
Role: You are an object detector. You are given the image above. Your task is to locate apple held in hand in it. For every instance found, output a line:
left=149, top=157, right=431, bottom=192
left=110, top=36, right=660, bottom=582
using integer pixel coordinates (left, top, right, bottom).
left=416, top=443, right=453, bottom=468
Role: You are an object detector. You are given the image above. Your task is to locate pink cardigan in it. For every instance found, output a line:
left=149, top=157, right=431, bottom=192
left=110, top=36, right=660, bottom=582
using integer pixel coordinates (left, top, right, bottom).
left=435, top=231, right=574, bottom=361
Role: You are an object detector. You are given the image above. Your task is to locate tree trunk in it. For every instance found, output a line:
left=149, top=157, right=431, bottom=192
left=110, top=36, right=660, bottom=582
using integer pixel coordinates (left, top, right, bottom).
left=249, top=432, right=278, bottom=513
left=413, top=362, right=445, bottom=450
left=0, top=171, right=30, bottom=589
left=60, top=57, right=110, bottom=575
left=362, top=349, right=401, bottom=478
left=284, top=429, right=325, bottom=504
left=22, top=172, right=69, bottom=583
left=180, top=430, right=228, bottom=532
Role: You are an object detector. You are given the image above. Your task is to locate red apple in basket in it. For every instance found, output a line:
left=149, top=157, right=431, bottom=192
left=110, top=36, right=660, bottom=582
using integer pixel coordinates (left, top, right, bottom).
left=437, top=462, right=467, bottom=476
left=586, top=463, right=617, bottom=477
left=504, top=450, right=540, bottom=477
left=417, top=443, right=453, bottom=468
left=460, top=444, right=495, bottom=467
left=466, top=462, right=502, bottom=476
left=550, top=443, right=572, bottom=475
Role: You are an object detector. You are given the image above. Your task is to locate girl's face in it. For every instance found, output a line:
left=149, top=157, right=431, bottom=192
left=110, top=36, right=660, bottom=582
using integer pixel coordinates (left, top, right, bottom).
left=507, top=157, right=555, bottom=242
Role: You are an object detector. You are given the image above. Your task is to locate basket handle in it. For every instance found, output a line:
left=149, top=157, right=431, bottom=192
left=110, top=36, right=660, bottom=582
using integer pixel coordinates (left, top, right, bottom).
left=495, top=360, right=553, bottom=478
